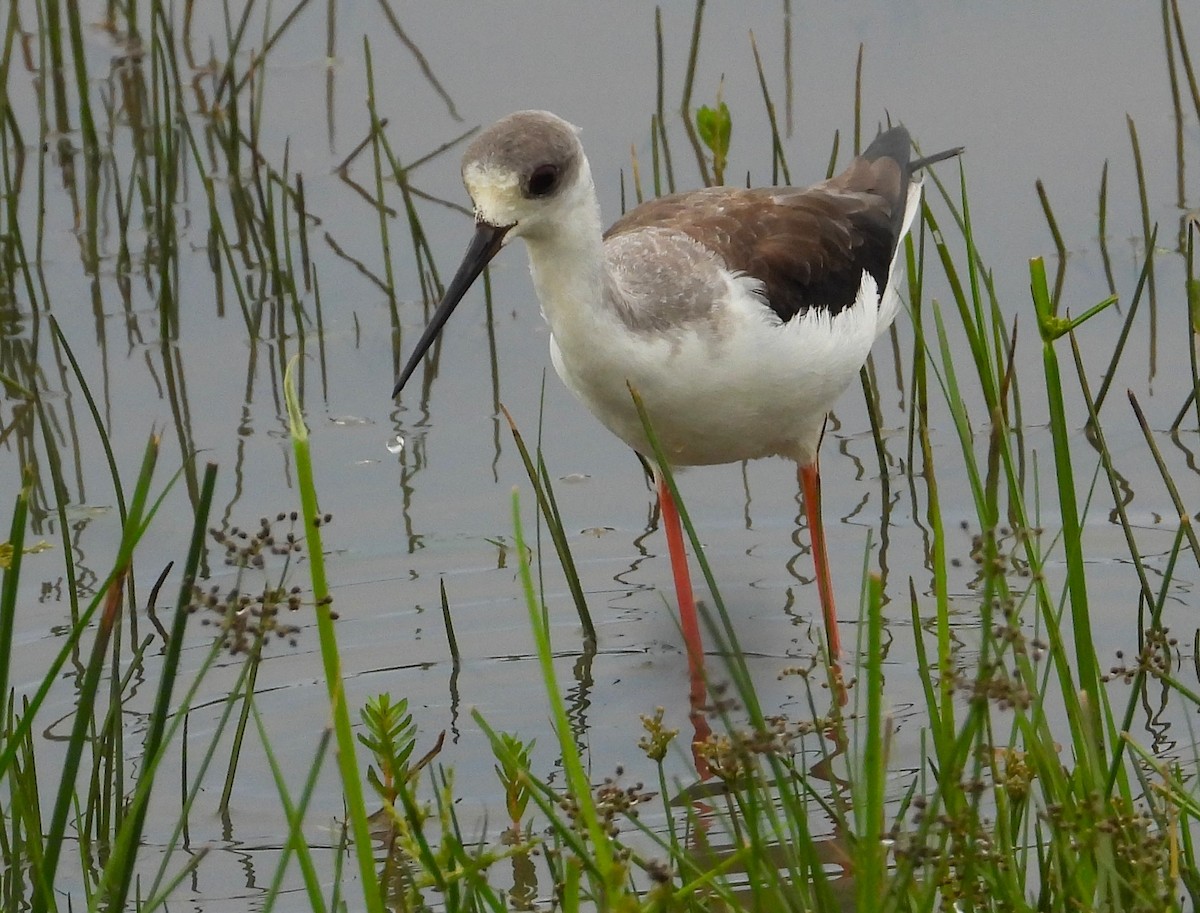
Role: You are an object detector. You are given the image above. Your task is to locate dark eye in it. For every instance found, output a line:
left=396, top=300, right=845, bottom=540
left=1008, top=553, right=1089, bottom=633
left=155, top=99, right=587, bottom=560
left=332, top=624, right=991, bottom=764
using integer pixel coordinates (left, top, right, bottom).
left=527, top=164, right=559, bottom=197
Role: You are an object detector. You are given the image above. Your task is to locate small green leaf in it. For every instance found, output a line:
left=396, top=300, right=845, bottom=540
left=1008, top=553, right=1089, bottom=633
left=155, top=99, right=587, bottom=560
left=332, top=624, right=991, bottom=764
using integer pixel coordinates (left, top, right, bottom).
left=696, top=102, right=731, bottom=157
left=696, top=99, right=732, bottom=184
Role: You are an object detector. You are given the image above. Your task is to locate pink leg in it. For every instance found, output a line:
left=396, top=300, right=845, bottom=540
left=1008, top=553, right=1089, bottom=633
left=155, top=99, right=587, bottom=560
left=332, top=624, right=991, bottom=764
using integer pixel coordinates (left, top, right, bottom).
left=799, top=460, right=842, bottom=658
left=656, top=476, right=713, bottom=776
left=657, top=475, right=706, bottom=686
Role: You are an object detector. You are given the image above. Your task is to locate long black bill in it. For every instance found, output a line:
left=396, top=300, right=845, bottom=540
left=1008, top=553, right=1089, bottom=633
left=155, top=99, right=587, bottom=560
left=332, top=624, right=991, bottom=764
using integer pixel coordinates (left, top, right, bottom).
left=391, top=220, right=511, bottom=398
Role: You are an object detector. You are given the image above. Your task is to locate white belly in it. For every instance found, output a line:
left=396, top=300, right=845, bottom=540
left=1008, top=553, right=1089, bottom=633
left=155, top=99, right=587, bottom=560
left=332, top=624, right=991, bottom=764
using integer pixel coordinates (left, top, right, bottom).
left=548, top=273, right=896, bottom=468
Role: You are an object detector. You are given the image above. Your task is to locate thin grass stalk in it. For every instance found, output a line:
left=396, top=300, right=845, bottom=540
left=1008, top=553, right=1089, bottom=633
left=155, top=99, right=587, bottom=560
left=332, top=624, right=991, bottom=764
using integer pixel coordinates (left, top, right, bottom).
left=678, top=0, right=712, bottom=187
left=535, top=452, right=592, bottom=628
left=101, top=457, right=211, bottom=911
left=9, top=697, right=46, bottom=906
left=232, top=0, right=311, bottom=98
left=958, top=168, right=1009, bottom=410
left=141, top=631, right=264, bottom=901
left=439, top=578, right=460, bottom=667
left=40, top=0, right=72, bottom=142
left=921, top=166, right=1017, bottom=411
left=0, top=527, right=118, bottom=784
left=254, top=708, right=332, bottom=913
left=152, top=24, right=180, bottom=342
left=824, top=128, right=840, bottom=180
left=499, top=406, right=595, bottom=642
left=0, top=0, right=19, bottom=117
left=853, top=43, right=863, bottom=154
left=1063, top=335, right=1148, bottom=803
left=284, top=356, right=385, bottom=913
left=1161, top=0, right=1189, bottom=228
left=1107, top=524, right=1185, bottom=801
left=0, top=54, right=41, bottom=313
left=61, top=3, right=95, bottom=151
left=1035, top=179, right=1067, bottom=307
left=378, top=127, right=471, bottom=304
left=0, top=474, right=30, bottom=721
left=214, top=0, right=258, bottom=101
left=904, top=212, right=926, bottom=473
left=924, top=205, right=1092, bottom=815
left=859, top=363, right=891, bottom=516
left=279, top=147, right=308, bottom=330
left=748, top=31, right=789, bottom=186
left=650, top=115, right=663, bottom=198
left=140, top=849, right=210, bottom=912
left=1176, top=222, right=1200, bottom=432
left=1170, top=0, right=1200, bottom=120
left=217, top=638, right=267, bottom=814
left=97, top=632, right=159, bottom=862
left=32, top=0, right=52, bottom=271
left=906, top=223, right=955, bottom=740
left=924, top=296, right=1076, bottom=824
left=1127, top=116, right=1158, bottom=329
left=1073, top=342, right=1157, bottom=608
left=654, top=7, right=675, bottom=194
left=49, top=318, right=127, bottom=524
left=1091, top=224, right=1155, bottom=418
left=1098, top=160, right=1116, bottom=295
left=363, top=39, right=397, bottom=306
left=924, top=203, right=997, bottom=413
left=32, top=571, right=125, bottom=913
left=856, top=573, right=886, bottom=909
left=1029, top=257, right=1104, bottom=747
left=629, top=142, right=645, bottom=205
left=508, top=491, right=621, bottom=902
left=31, top=369, right=81, bottom=619
left=246, top=93, right=287, bottom=324
left=1128, top=392, right=1200, bottom=567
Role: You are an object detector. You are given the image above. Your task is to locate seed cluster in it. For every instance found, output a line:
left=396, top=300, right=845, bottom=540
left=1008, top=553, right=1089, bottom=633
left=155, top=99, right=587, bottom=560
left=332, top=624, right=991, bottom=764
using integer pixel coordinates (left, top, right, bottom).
left=185, top=512, right=334, bottom=654
left=898, top=788, right=1174, bottom=909
left=1102, top=627, right=1176, bottom=684
left=556, top=766, right=654, bottom=840
left=895, top=792, right=1009, bottom=906
left=1041, top=796, right=1174, bottom=910
left=956, top=659, right=1032, bottom=711
left=188, top=582, right=305, bottom=654
left=960, top=522, right=1045, bottom=583
left=990, top=600, right=1048, bottom=662
left=693, top=715, right=821, bottom=786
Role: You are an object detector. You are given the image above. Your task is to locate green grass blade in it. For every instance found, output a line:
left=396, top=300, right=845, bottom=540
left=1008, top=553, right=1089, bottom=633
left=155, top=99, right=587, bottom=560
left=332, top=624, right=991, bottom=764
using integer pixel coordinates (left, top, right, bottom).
left=284, top=355, right=385, bottom=913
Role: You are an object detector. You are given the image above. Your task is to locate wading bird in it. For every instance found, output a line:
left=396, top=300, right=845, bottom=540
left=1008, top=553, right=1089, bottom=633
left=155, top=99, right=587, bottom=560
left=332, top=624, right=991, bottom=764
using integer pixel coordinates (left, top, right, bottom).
left=393, top=110, right=958, bottom=681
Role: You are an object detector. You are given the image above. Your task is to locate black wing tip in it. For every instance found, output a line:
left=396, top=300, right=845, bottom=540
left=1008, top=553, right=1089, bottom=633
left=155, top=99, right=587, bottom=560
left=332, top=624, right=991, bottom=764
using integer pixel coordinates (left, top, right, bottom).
left=862, top=126, right=964, bottom=174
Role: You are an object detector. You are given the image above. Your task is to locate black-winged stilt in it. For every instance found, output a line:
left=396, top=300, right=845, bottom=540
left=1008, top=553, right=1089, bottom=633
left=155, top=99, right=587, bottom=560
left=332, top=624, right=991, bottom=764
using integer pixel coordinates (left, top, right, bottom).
left=393, top=110, right=959, bottom=679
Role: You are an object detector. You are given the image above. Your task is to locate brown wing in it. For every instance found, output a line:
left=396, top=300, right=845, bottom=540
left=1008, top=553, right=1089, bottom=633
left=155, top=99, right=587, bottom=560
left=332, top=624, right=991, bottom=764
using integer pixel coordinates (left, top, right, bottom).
left=604, top=128, right=910, bottom=322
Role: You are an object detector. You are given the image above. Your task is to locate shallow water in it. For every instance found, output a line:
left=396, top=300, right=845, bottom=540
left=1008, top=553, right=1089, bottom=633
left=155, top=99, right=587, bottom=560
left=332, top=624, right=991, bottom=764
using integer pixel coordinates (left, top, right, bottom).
left=4, top=1, right=1199, bottom=907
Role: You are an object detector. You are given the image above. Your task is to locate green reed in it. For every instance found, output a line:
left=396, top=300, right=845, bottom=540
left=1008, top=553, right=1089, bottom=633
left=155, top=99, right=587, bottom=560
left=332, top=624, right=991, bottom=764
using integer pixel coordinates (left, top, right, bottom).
left=2, top=1, right=1199, bottom=910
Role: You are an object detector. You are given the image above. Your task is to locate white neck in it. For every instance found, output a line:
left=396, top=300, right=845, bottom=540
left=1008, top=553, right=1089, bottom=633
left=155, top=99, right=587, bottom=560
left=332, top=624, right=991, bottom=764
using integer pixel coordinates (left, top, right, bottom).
left=521, top=160, right=608, bottom=340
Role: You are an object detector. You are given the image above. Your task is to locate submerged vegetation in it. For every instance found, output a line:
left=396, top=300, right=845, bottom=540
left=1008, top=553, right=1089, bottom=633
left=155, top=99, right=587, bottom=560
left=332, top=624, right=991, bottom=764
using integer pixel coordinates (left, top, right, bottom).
left=2, top=1, right=1200, bottom=910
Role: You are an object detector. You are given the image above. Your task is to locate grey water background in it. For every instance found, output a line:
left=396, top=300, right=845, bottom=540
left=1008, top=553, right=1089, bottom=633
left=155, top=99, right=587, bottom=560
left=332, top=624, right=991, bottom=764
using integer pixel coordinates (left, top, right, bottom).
left=5, top=1, right=1198, bottom=906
